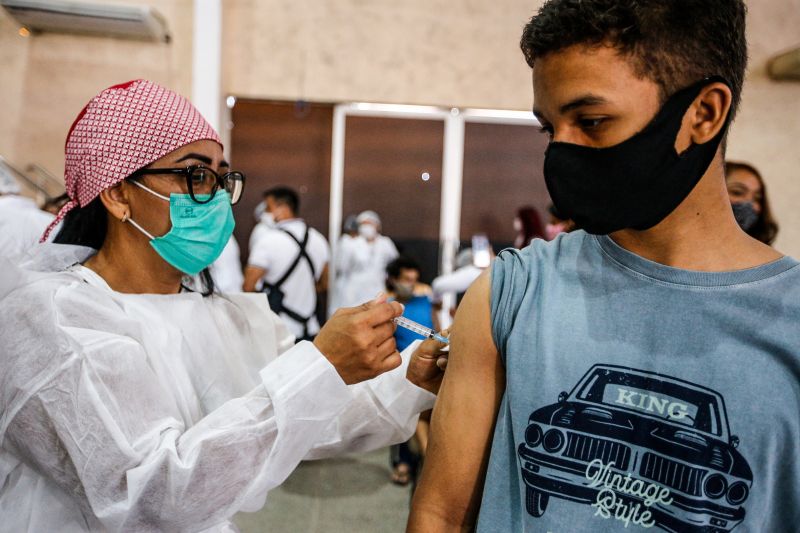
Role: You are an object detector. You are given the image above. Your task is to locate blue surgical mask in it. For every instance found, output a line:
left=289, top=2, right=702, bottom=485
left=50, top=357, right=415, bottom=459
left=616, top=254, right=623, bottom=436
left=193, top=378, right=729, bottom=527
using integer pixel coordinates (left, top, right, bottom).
left=127, top=181, right=235, bottom=276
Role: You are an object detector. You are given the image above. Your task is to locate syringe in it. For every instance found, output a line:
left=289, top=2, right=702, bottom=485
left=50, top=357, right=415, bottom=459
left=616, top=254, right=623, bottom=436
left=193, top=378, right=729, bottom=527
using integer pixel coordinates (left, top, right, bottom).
left=393, top=316, right=450, bottom=344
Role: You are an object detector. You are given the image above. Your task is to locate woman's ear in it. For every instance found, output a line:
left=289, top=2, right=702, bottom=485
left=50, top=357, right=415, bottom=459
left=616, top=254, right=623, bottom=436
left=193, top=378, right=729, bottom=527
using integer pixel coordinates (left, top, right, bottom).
left=98, top=183, right=131, bottom=222
left=690, top=82, right=733, bottom=145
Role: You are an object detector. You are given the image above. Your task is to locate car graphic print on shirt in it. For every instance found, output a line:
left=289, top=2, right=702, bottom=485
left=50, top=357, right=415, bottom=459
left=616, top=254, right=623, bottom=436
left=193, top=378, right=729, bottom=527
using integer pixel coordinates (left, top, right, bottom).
left=517, top=364, right=752, bottom=532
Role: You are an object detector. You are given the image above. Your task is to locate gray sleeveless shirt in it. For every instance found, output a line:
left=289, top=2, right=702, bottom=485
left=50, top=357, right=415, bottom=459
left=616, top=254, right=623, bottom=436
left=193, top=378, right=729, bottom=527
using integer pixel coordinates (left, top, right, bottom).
left=477, top=231, right=800, bottom=533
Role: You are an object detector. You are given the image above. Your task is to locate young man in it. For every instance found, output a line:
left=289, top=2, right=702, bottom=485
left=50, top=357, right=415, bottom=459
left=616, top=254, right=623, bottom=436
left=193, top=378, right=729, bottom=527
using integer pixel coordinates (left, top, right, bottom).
left=244, top=186, right=330, bottom=341
left=409, top=1, right=799, bottom=532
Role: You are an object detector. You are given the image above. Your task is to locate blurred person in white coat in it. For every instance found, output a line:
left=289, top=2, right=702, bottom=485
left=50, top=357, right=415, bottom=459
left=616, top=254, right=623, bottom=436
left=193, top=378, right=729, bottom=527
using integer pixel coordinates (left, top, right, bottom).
left=0, top=80, right=446, bottom=533
left=328, top=213, right=359, bottom=315
left=334, top=210, right=399, bottom=309
left=0, top=163, right=55, bottom=262
left=208, top=235, right=244, bottom=293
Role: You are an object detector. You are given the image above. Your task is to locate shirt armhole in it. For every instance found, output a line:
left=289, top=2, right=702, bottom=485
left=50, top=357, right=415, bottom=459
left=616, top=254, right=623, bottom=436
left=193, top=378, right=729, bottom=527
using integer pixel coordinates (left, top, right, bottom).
left=490, top=248, right=532, bottom=365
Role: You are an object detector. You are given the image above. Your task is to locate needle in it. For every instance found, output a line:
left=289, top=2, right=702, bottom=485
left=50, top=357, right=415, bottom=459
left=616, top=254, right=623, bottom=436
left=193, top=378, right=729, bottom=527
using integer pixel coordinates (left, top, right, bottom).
left=393, top=316, right=450, bottom=344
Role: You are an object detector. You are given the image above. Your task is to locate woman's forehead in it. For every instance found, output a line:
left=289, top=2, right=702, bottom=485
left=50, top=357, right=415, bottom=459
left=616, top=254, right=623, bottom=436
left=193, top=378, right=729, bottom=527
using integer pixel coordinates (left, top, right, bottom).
left=727, top=168, right=761, bottom=190
left=160, top=140, right=224, bottom=165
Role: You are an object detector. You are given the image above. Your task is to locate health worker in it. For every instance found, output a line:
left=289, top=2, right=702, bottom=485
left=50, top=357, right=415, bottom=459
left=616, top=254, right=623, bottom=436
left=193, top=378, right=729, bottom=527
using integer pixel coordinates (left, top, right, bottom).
left=334, top=210, right=399, bottom=310
left=0, top=80, right=444, bottom=532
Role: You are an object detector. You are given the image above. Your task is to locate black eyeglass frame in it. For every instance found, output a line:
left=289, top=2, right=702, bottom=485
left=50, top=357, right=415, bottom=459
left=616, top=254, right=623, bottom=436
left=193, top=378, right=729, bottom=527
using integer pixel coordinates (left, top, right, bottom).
left=129, top=165, right=246, bottom=205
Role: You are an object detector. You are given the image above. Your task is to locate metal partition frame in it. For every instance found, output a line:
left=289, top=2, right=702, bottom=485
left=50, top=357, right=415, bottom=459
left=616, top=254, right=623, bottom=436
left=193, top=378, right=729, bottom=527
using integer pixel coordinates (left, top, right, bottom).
left=329, top=103, right=540, bottom=322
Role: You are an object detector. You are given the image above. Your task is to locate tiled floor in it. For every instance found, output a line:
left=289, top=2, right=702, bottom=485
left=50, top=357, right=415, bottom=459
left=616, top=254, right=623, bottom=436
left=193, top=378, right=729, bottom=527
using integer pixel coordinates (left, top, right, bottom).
left=234, top=448, right=411, bottom=532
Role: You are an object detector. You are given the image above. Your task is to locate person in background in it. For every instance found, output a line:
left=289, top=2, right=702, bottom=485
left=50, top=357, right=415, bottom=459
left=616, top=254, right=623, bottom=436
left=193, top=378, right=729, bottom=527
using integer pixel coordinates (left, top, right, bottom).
left=334, top=210, right=399, bottom=309
left=513, top=205, right=545, bottom=248
left=42, top=193, right=71, bottom=216
left=208, top=235, right=244, bottom=293
left=725, top=160, right=779, bottom=245
left=386, top=256, right=439, bottom=487
left=244, top=186, right=329, bottom=341
left=249, top=192, right=274, bottom=252
left=544, top=202, right=575, bottom=240
left=0, top=79, right=446, bottom=532
left=327, top=214, right=360, bottom=315
left=342, top=213, right=359, bottom=239
left=431, top=247, right=493, bottom=321
left=0, top=163, right=55, bottom=262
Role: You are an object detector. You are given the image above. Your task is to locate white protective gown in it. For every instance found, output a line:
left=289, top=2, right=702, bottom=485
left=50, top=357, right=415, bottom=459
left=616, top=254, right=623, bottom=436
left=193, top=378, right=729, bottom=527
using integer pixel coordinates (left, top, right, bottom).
left=0, top=244, right=435, bottom=532
left=0, top=195, right=55, bottom=263
left=334, top=235, right=398, bottom=310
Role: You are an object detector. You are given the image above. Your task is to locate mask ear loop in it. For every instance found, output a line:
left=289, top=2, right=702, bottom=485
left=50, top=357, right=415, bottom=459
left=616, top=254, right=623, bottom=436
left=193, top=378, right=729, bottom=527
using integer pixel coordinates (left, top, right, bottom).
left=125, top=216, right=157, bottom=240
left=125, top=179, right=171, bottom=240
left=130, top=179, right=170, bottom=201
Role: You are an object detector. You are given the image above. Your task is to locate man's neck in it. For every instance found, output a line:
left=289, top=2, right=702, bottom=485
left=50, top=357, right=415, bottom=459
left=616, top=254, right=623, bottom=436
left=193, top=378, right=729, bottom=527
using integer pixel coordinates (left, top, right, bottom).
left=610, top=164, right=782, bottom=272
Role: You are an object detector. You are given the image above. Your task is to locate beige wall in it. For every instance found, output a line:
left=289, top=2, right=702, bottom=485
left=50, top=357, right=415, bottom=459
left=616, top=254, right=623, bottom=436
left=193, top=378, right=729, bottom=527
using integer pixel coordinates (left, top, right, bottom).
left=0, top=0, right=194, bottom=180
left=2, top=0, right=798, bottom=254
left=223, top=0, right=535, bottom=109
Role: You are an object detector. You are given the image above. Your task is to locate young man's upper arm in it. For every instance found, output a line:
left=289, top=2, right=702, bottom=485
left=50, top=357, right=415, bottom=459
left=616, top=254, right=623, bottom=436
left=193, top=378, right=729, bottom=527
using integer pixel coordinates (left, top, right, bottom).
left=408, top=270, right=505, bottom=532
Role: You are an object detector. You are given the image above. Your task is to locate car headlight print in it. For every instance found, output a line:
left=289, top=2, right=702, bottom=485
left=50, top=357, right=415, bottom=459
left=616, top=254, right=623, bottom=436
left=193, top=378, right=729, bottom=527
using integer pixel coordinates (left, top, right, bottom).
left=703, top=473, right=728, bottom=499
left=525, top=424, right=543, bottom=448
left=726, top=481, right=749, bottom=506
left=542, top=429, right=566, bottom=453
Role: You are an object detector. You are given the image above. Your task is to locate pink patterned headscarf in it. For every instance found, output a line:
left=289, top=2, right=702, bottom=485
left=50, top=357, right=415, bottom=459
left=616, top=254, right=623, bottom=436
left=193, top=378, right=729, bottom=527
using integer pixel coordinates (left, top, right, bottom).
left=41, top=79, right=222, bottom=242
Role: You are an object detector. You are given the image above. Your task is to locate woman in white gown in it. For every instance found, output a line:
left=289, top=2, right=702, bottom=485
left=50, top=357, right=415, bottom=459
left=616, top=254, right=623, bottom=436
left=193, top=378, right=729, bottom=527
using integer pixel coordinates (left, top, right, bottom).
left=0, top=80, right=444, bottom=532
left=334, top=210, right=399, bottom=310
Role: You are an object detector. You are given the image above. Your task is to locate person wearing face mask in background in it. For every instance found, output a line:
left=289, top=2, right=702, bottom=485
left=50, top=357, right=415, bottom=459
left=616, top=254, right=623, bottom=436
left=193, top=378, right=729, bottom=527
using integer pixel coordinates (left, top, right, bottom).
left=243, top=186, right=330, bottom=341
left=0, top=80, right=448, bottom=533
left=333, top=209, right=399, bottom=310
left=513, top=205, right=546, bottom=249
left=0, top=161, right=55, bottom=263
left=249, top=193, right=275, bottom=252
left=409, top=2, right=800, bottom=532
left=544, top=202, right=576, bottom=240
left=385, top=256, right=439, bottom=488
left=725, top=160, right=779, bottom=245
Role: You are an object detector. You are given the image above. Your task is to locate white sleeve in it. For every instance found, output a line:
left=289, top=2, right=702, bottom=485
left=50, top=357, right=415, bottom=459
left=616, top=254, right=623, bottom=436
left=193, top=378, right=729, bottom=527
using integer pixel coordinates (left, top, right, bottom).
left=5, top=338, right=351, bottom=532
left=432, top=266, right=483, bottom=298
left=335, top=236, right=353, bottom=273
left=384, top=237, right=399, bottom=263
left=304, top=340, right=437, bottom=460
left=247, top=235, right=273, bottom=271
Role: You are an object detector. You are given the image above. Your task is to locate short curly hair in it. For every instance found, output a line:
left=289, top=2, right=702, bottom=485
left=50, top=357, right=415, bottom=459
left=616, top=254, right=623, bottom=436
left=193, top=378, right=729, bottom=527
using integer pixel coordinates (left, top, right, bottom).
left=521, top=0, right=748, bottom=117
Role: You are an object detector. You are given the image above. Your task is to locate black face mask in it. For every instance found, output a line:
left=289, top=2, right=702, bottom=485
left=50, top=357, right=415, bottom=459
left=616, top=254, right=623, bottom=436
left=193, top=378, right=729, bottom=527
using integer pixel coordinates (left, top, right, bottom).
left=544, top=76, right=731, bottom=235
left=732, top=201, right=759, bottom=232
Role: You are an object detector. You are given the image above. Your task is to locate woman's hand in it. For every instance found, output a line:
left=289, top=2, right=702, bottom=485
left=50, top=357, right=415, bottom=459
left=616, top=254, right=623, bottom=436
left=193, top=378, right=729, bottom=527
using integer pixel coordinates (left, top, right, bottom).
left=314, top=295, right=404, bottom=385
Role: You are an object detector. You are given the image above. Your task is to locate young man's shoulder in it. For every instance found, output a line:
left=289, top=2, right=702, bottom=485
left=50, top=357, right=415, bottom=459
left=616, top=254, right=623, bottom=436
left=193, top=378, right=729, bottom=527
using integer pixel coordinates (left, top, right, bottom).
left=495, top=231, right=591, bottom=276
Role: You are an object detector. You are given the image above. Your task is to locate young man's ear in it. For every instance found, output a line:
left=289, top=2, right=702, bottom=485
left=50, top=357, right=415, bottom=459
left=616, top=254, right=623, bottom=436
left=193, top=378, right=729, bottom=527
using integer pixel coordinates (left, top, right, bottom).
left=98, top=183, right=131, bottom=222
left=690, top=82, right=733, bottom=144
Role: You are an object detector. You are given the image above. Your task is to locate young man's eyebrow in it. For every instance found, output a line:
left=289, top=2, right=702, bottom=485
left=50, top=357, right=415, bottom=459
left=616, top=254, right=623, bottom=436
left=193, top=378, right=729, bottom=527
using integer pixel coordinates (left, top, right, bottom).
left=559, top=94, right=609, bottom=114
left=531, top=94, right=608, bottom=121
left=175, top=153, right=213, bottom=165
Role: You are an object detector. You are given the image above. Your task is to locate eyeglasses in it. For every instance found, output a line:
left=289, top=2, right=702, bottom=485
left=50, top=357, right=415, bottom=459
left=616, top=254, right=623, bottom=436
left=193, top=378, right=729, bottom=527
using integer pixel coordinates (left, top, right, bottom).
left=130, top=165, right=246, bottom=205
